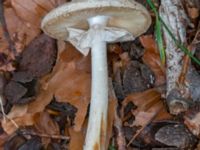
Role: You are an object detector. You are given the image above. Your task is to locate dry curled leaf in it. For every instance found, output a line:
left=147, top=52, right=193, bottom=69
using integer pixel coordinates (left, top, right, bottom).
left=27, top=42, right=91, bottom=132
left=184, top=105, right=200, bottom=137
left=140, top=35, right=166, bottom=86
left=33, top=112, right=60, bottom=136
left=2, top=114, right=35, bottom=135
left=48, top=62, right=91, bottom=131
left=122, top=88, right=171, bottom=146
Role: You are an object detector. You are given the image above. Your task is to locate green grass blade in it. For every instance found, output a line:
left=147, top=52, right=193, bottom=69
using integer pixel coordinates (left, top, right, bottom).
left=146, top=0, right=200, bottom=66
left=155, top=15, right=166, bottom=64
left=159, top=17, right=200, bottom=65
left=146, top=0, right=166, bottom=64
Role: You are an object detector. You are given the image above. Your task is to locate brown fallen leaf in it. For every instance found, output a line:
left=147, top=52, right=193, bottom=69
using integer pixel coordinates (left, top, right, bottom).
left=11, top=0, right=65, bottom=28
left=45, top=47, right=91, bottom=131
left=140, top=35, right=166, bottom=86
left=184, top=105, right=200, bottom=137
left=0, top=0, right=65, bottom=71
left=69, top=125, right=86, bottom=150
left=122, top=88, right=171, bottom=146
left=27, top=42, right=91, bottom=132
left=185, top=1, right=199, bottom=19
left=0, top=7, right=40, bottom=51
left=0, top=6, right=40, bottom=71
left=2, top=114, right=35, bottom=135
left=34, top=112, right=60, bottom=136
left=33, top=111, right=60, bottom=147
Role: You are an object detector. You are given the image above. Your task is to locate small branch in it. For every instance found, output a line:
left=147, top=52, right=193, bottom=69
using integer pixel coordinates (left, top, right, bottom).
left=178, top=45, right=193, bottom=85
left=159, top=0, right=190, bottom=114
left=0, top=96, right=6, bottom=122
left=19, top=130, right=70, bottom=141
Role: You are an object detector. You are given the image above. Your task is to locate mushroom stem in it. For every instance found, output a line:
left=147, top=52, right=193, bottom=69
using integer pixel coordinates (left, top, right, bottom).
left=84, top=16, right=109, bottom=150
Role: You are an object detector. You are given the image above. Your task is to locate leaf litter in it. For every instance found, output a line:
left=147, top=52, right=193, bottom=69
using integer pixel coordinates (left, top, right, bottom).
left=0, top=0, right=200, bottom=149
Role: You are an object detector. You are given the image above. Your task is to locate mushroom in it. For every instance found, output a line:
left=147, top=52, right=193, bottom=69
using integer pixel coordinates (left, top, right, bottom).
left=41, top=0, right=151, bottom=149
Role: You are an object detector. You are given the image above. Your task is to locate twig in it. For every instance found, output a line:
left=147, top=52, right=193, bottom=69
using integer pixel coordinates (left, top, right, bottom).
left=159, top=0, right=191, bottom=114
left=20, top=130, right=70, bottom=141
left=0, top=96, right=5, bottom=122
left=178, top=23, right=200, bottom=85
left=178, top=45, right=193, bottom=85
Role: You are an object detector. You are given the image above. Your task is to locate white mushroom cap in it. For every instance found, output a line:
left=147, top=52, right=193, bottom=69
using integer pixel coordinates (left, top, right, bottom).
left=41, top=0, right=151, bottom=41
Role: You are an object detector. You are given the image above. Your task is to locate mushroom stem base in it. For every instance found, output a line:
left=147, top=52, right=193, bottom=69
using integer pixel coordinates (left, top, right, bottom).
left=84, top=16, right=109, bottom=150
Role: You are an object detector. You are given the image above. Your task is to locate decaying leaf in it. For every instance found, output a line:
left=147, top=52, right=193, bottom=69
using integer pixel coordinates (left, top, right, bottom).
left=33, top=111, right=60, bottom=147
left=185, top=0, right=199, bottom=19
left=0, top=7, right=39, bottom=51
left=140, top=35, right=166, bottom=86
left=33, top=112, right=60, bottom=136
left=2, top=114, right=35, bottom=135
left=122, top=88, right=171, bottom=146
left=0, top=0, right=65, bottom=71
left=43, top=43, right=91, bottom=132
left=184, top=105, right=200, bottom=137
left=2, top=42, right=91, bottom=135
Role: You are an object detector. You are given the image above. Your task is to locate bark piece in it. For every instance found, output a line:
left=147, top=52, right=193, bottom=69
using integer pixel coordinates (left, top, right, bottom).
left=113, top=68, right=125, bottom=101
left=4, top=135, right=26, bottom=150
left=4, top=72, right=38, bottom=104
left=184, top=103, right=200, bottom=136
left=4, top=81, right=27, bottom=104
left=19, top=34, right=57, bottom=78
left=159, top=0, right=190, bottom=114
left=123, top=61, right=153, bottom=95
left=120, top=41, right=144, bottom=60
left=155, top=124, right=197, bottom=149
left=18, top=137, right=42, bottom=150
left=137, top=121, right=173, bottom=148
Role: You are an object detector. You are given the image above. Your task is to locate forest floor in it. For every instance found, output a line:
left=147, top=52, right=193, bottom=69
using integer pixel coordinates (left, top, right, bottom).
left=0, top=0, right=200, bottom=150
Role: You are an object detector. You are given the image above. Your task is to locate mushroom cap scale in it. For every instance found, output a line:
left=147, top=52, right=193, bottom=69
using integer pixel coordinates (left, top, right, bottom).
left=41, top=0, right=151, bottom=41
